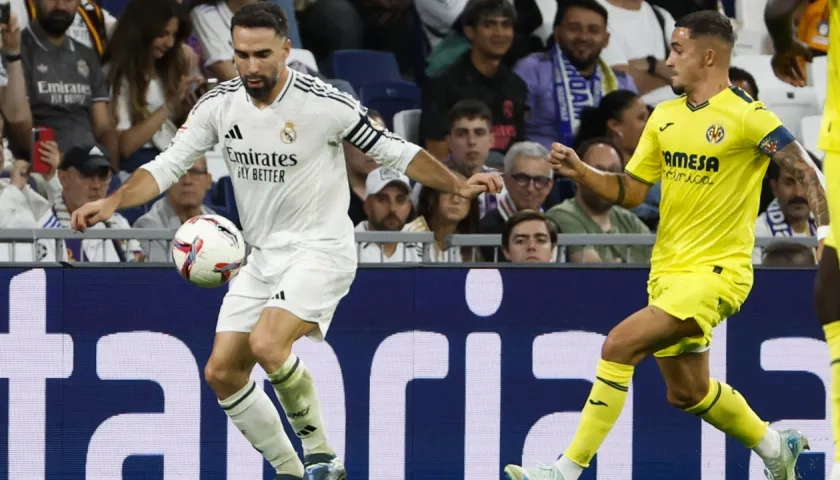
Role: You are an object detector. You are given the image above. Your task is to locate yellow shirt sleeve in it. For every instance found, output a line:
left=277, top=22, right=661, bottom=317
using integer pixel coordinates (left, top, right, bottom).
left=741, top=102, right=795, bottom=157
left=624, top=112, right=662, bottom=185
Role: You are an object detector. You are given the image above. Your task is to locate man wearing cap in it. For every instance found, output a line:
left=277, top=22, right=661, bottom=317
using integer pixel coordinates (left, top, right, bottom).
left=35, top=144, right=143, bottom=262
left=355, top=166, right=419, bottom=263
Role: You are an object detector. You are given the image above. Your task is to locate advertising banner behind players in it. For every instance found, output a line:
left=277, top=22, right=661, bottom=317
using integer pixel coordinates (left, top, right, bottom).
left=0, top=266, right=829, bottom=480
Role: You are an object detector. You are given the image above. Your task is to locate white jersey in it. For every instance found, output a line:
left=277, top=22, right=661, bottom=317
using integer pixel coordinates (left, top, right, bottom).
left=139, top=71, right=420, bottom=252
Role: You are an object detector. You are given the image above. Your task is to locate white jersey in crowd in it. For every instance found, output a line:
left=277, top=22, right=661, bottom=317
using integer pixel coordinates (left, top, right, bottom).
left=140, top=71, right=420, bottom=253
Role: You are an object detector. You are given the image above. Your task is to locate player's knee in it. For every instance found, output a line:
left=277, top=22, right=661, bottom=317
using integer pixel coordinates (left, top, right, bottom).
left=665, top=381, right=709, bottom=410
left=601, top=328, right=647, bottom=365
left=204, top=360, right=248, bottom=394
left=249, top=333, right=293, bottom=369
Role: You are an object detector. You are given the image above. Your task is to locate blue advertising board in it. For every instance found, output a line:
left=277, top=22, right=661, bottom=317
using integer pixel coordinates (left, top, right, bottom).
left=0, top=266, right=830, bottom=479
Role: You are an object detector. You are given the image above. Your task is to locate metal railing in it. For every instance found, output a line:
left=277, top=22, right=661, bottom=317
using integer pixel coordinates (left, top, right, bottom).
left=0, top=228, right=820, bottom=265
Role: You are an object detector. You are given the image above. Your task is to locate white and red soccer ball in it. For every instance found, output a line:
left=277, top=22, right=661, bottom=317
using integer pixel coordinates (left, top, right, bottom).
left=171, top=214, right=246, bottom=288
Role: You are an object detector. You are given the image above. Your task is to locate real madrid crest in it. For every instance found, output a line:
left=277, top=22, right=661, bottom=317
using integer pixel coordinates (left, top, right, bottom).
left=705, top=123, right=725, bottom=144
left=77, top=59, right=89, bottom=78
left=281, top=121, right=296, bottom=144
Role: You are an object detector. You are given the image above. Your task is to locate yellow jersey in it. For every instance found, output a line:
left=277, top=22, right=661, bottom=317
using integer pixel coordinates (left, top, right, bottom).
left=625, top=86, right=791, bottom=282
left=819, top=0, right=839, bottom=152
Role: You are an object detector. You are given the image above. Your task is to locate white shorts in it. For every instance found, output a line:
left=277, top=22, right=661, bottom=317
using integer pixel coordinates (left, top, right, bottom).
left=216, top=246, right=357, bottom=341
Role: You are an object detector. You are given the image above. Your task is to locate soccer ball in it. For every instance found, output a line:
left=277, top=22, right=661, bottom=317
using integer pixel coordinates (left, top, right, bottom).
left=171, top=214, right=246, bottom=288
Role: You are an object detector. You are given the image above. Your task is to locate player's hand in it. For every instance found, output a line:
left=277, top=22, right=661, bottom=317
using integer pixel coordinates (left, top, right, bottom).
left=457, top=171, right=504, bottom=199
left=548, top=142, right=586, bottom=179
left=70, top=197, right=118, bottom=232
left=770, top=40, right=813, bottom=87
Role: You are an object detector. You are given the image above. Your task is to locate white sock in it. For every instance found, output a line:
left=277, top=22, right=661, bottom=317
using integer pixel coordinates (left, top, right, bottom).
left=752, top=427, right=781, bottom=460
left=268, top=353, right=333, bottom=458
left=832, top=461, right=840, bottom=480
left=553, top=456, right=584, bottom=480
left=220, top=379, right=304, bottom=477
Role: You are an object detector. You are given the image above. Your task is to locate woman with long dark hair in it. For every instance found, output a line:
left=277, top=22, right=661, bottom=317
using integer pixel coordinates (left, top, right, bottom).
left=405, top=162, right=483, bottom=262
left=105, top=0, right=201, bottom=173
left=574, top=89, right=649, bottom=164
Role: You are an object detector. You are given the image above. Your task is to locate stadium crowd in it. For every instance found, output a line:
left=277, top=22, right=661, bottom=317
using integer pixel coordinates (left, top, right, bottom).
left=0, top=0, right=830, bottom=265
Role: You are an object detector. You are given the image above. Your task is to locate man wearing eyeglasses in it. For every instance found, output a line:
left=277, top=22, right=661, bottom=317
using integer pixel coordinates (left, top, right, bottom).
left=546, top=137, right=651, bottom=264
left=134, top=157, right=215, bottom=261
left=479, top=141, right=554, bottom=261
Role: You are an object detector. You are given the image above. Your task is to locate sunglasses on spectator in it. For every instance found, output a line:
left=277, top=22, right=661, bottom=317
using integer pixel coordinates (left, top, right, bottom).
left=510, top=172, right=552, bottom=189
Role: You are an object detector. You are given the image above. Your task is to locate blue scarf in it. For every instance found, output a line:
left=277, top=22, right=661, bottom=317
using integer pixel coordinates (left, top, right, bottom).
left=551, top=45, right=616, bottom=146
left=763, top=198, right=816, bottom=237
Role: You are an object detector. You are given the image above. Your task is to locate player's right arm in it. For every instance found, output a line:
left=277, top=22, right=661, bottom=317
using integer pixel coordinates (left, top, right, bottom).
left=71, top=96, right=220, bottom=232
left=765, top=0, right=813, bottom=86
left=549, top=116, right=660, bottom=209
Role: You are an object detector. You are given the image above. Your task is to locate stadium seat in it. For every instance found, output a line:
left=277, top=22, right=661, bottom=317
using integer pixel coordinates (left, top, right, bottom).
left=359, top=81, right=420, bottom=131
left=270, top=0, right=303, bottom=48
left=108, top=174, right=122, bottom=194
left=287, top=48, right=318, bottom=72
left=393, top=109, right=421, bottom=143
left=121, top=206, right=148, bottom=226
left=730, top=54, right=789, bottom=92
left=330, top=50, right=401, bottom=93
left=800, top=115, right=825, bottom=160
left=807, top=55, right=828, bottom=106
left=760, top=86, right=820, bottom=139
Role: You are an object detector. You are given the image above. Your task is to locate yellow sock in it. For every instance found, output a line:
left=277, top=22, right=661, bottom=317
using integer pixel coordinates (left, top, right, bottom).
left=684, top=379, right=767, bottom=447
left=563, top=359, right=634, bottom=468
left=824, top=322, right=840, bottom=462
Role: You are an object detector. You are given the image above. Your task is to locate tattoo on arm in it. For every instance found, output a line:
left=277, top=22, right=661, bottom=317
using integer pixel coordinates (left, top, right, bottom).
left=772, top=142, right=829, bottom=227
left=614, top=175, right=626, bottom=206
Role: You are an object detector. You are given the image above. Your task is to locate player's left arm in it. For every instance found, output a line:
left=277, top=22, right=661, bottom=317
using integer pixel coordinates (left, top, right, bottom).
left=335, top=96, right=502, bottom=198
left=748, top=105, right=829, bottom=228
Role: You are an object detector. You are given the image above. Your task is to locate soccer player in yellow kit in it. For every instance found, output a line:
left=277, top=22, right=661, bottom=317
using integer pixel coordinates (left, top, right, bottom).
left=503, top=10, right=828, bottom=480
left=766, top=1, right=840, bottom=478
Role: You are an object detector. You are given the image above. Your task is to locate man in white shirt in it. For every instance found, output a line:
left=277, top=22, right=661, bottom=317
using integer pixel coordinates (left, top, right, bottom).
left=753, top=161, right=816, bottom=263
left=69, top=4, right=502, bottom=480
left=355, top=166, right=419, bottom=263
left=596, top=0, right=675, bottom=95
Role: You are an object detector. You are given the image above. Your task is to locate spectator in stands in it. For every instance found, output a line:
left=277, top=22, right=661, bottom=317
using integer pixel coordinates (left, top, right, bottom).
left=501, top=209, right=559, bottom=263
left=355, top=166, right=419, bottom=262
left=729, top=66, right=759, bottom=100
left=420, top=0, right=527, bottom=161
left=404, top=161, right=482, bottom=262
left=479, top=141, right=552, bottom=260
left=513, top=0, right=636, bottom=149
left=761, top=240, right=817, bottom=266
left=5, top=0, right=119, bottom=168
left=105, top=0, right=201, bottom=174
left=547, top=137, right=651, bottom=263
left=752, top=160, right=817, bottom=264
left=346, top=110, right=385, bottom=225
left=0, top=13, right=33, bottom=156
left=36, top=145, right=144, bottom=262
left=0, top=151, right=61, bottom=261
left=11, top=0, right=115, bottom=59
left=410, top=100, right=501, bottom=216
left=574, top=89, right=658, bottom=229
left=134, top=157, right=215, bottom=261
left=597, top=0, right=675, bottom=96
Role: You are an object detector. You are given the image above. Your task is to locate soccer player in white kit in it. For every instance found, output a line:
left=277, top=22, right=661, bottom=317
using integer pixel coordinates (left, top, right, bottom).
left=70, top=3, right=502, bottom=479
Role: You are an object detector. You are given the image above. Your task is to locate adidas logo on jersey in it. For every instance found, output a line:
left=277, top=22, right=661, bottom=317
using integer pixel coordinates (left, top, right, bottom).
left=224, top=125, right=244, bottom=140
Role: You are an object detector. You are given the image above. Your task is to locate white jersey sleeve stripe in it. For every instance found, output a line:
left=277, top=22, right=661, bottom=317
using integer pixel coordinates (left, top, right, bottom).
left=293, top=81, right=357, bottom=110
left=192, top=78, right=242, bottom=112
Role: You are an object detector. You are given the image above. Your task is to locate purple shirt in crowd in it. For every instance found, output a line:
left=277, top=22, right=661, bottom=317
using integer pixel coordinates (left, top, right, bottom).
left=513, top=51, right=638, bottom=150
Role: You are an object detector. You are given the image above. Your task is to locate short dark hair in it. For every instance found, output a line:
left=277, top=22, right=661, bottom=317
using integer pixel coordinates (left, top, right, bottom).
left=762, top=241, right=816, bottom=266
left=554, top=0, right=608, bottom=27
left=231, top=2, right=288, bottom=38
left=575, top=89, right=641, bottom=148
left=729, top=66, right=759, bottom=99
left=674, top=10, right=736, bottom=45
left=502, top=210, right=558, bottom=250
left=575, top=136, right=625, bottom=164
left=447, top=100, right=493, bottom=131
left=460, top=0, right=516, bottom=28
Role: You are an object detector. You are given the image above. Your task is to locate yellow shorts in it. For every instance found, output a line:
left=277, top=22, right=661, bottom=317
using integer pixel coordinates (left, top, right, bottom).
left=650, top=270, right=751, bottom=358
left=825, top=152, right=840, bottom=250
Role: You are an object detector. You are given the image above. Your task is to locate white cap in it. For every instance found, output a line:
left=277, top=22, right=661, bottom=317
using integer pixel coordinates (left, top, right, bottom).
left=365, top=167, right=411, bottom=199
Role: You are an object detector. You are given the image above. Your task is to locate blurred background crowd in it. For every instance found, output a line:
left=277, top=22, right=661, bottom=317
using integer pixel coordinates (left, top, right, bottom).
left=0, top=0, right=830, bottom=266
